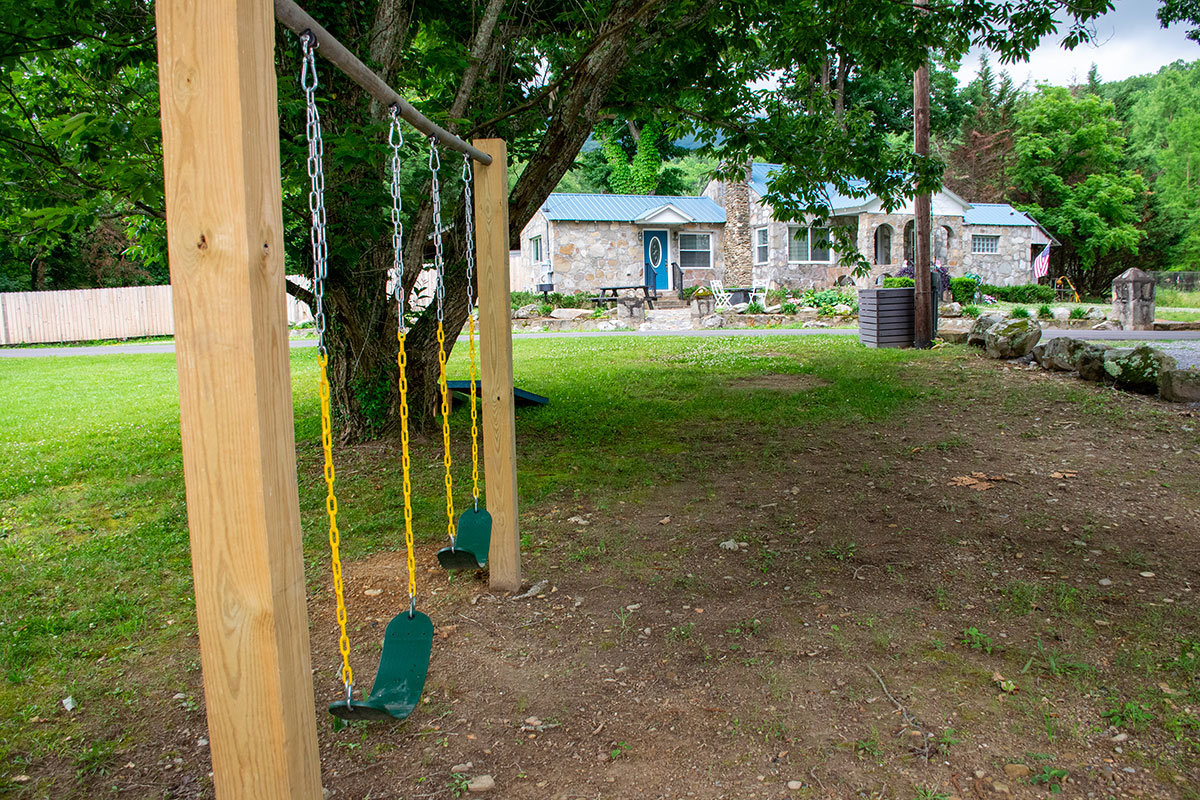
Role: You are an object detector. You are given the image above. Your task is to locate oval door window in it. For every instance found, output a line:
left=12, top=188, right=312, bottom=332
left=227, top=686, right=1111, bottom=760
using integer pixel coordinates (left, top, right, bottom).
left=649, top=237, right=663, bottom=267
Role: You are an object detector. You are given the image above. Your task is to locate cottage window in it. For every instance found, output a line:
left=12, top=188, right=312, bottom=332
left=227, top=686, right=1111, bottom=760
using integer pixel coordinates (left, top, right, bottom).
left=679, top=233, right=712, bottom=269
left=754, top=227, right=769, bottom=264
left=874, top=225, right=893, bottom=265
left=529, top=235, right=543, bottom=263
left=788, top=225, right=832, bottom=263
left=971, top=235, right=999, bottom=254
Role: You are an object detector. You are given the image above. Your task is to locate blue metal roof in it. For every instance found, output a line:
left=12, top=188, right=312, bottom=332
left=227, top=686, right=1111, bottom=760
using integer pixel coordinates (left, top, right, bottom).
left=749, top=163, right=873, bottom=212
left=963, top=203, right=1037, bottom=227
left=540, top=193, right=726, bottom=223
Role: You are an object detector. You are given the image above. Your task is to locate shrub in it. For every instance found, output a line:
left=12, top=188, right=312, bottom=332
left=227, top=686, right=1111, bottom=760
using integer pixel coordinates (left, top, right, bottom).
left=744, top=301, right=766, bottom=314
left=511, top=290, right=540, bottom=309
left=1037, top=304, right=1053, bottom=319
left=680, top=286, right=700, bottom=302
left=949, top=277, right=978, bottom=304
left=781, top=302, right=798, bottom=315
left=978, top=282, right=1056, bottom=304
left=883, top=277, right=915, bottom=288
left=1011, top=306, right=1030, bottom=318
left=766, top=288, right=789, bottom=305
left=1069, top=306, right=1087, bottom=319
left=962, top=304, right=981, bottom=317
left=537, top=303, right=554, bottom=316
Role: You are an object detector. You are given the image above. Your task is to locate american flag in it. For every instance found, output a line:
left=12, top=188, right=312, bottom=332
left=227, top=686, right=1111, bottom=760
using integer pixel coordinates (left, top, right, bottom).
left=1033, top=245, right=1051, bottom=279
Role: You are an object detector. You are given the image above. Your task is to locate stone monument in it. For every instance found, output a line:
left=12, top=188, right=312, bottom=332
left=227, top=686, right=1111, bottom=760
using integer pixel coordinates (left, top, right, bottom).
left=1111, top=267, right=1155, bottom=331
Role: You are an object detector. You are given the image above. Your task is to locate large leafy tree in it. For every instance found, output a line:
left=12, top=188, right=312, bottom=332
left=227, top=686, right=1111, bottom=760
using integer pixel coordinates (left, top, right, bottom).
left=1009, top=86, right=1147, bottom=294
left=2, top=0, right=1113, bottom=436
left=1127, top=60, right=1200, bottom=270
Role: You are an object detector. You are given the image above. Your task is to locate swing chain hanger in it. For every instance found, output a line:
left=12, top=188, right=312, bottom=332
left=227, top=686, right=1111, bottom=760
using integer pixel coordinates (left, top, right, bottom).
left=276, top=0, right=492, bottom=166
left=387, top=105, right=405, bottom=328
left=429, top=138, right=445, bottom=326
left=300, top=32, right=328, bottom=357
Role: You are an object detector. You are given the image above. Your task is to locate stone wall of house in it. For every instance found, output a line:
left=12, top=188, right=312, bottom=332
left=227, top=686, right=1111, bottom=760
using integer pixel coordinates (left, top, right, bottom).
left=515, top=215, right=725, bottom=294
left=720, top=166, right=753, bottom=286
left=853, top=213, right=967, bottom=284
left=959, top=225, right=1033, bottom=286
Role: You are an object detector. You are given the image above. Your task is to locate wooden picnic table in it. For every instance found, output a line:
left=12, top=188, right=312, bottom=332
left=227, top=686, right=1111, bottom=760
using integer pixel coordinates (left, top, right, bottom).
left=588, top=284, right=659, bottom=309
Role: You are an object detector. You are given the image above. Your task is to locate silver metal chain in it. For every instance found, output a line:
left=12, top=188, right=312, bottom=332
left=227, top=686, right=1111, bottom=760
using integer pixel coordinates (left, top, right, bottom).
left=301, top=33, right=329, bottom=357
left=461, top=153, right=476, bottom=313
left=388, top=106, right=405, bottom=329
left=429, top=138, right=445, bottom=324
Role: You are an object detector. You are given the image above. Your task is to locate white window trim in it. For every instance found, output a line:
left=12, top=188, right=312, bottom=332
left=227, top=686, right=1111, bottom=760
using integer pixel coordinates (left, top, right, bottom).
left=787, top=224, right=834, bottom=264
left=530, top=234, right=544, bottom=263
left=971, top=234, right=1000, bottom=255
left=678, top=229, right=715, bottom=271
left=753, top=226, right=769, bottom=265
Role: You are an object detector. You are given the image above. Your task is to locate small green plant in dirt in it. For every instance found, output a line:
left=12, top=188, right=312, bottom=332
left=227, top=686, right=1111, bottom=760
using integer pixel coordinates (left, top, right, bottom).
left=913, top=789, right=949, bottom=800
left=614, top=606, right=635, bottom=642
left=1165, top=639, right=1200, bottom=674
left=960, top=627, right=995, bottom=654
left=1010, top=306, right=1031, bottom=319
left=1037, top=304, right=1053, bottom=319
left=1022, top=638, right=1092, bottom=679
left=745, top=301, right=766, bottom=314
left=855, top=734, right=882, bottom=761
left=1002, top=580, right=1040, bottom=614
left=447, top=773, right=471, bottom=797
left=727, top=617, right=764, bottom=639
left=1103, top=701, right=1155, bottom=730
left=75, top=739, right=119, bottom=778
left=666, top=622, right=697, bottom=643
left=1030, top=766, right=1069, bottom=793
left=824, top=541, right=857, bottom=561
left=937, top=727, right=961, bottom=752
left=1069, top=306, right=1087, bottom=319
left=962, top=304, right=981, bottom=317
left=754, top=547, right=778, bottom=573
left=609, top=741, right=632, bottom=761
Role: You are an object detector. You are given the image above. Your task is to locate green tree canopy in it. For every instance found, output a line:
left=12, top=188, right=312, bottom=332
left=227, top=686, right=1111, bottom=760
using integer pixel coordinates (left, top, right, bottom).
left=1009, top=86, right=1147, bottom=293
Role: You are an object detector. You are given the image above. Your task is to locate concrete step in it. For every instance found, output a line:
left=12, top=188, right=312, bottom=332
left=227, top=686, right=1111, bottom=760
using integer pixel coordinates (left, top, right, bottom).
left=653, top=297, right=687, bottom=310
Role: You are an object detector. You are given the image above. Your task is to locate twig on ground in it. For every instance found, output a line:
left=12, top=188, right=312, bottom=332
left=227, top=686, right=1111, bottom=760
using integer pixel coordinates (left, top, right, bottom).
left=809, top=766, right=824, bottom=790
left=866, top=664, right=934, bottom=760
left=513, top=579, right=549, bottom=600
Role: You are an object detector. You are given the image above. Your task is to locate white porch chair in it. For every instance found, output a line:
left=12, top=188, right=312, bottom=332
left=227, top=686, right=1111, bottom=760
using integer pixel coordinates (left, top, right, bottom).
left=710, top=279, right=734, bottom=309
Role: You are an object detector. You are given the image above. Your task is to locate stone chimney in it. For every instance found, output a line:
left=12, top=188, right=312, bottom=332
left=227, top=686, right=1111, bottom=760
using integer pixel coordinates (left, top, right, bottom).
left=722, top=163, right=753, bottom=286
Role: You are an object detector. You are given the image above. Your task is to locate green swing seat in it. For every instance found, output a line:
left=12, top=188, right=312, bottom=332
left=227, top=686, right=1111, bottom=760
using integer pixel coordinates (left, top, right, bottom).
left=328, top=610, right=433, bottom=721
left=437, top=506, right=491, bottom=570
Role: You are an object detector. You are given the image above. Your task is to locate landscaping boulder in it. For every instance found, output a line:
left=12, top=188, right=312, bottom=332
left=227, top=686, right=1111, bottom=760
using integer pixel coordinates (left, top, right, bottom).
left=699, top=314, right=724, bottom=329
left=833, top=303, right=854, bottom=315
left=967, top=313, right=1006, bottom=347
left=1160, top=368, right=1200, bottom=403
left=1032, top=336, right=1086, bottom=371
left=1091, top=320, right=1123, bottom=331
left=1076, top=344, right=1120, bottom=382
left=1051, top=306, right=1071, bottom=321
left=513, top=303, right=540, bottom=319
left=1085, top=307, right=1106, bottom=320
left=550, top=307, right=590, bottom=320
left=984, top=318, right=1042, bottom=359
left=1104, top=345, right=1177, bottom=394
left=940, top=302, right=963, bottom=317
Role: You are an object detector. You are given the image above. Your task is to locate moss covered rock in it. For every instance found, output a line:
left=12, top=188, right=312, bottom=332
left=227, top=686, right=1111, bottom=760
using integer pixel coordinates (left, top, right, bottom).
left=984, top=318, right=1042, bottom=359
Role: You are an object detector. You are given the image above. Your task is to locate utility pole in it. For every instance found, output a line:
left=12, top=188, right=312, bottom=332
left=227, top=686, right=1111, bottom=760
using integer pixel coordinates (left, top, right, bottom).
left=913, top=0, right=933, bottom=348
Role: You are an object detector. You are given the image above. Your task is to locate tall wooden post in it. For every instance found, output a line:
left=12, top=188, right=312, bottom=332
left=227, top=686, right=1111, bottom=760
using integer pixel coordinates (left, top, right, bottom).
left=472, top=139, right=522, bottom=592
left=156, top=1, right=322, bottom=798
left=913, top=0, right=933, bottom=348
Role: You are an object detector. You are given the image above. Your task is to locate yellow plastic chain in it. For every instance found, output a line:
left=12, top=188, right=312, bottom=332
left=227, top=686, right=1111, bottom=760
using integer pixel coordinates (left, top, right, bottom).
left=467, top=313, right=480, bottom=505
left=397, top=332, right=417, bottom=601
left=436, top=322, right=456, bottom=543
left=318, top=352, right=354, bottom=690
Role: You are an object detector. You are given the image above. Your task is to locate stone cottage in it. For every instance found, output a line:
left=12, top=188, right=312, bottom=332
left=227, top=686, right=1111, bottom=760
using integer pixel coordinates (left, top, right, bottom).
left=703, top=163, right=1057, bottom=290
left=513, top=194, right=725, bottom=294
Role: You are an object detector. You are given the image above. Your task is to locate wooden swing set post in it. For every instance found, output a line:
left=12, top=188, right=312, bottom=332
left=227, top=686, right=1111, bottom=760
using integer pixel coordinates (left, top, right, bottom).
left=156, top=0, right=322, bottom=797
left=473, top=138, right=522, bottom=593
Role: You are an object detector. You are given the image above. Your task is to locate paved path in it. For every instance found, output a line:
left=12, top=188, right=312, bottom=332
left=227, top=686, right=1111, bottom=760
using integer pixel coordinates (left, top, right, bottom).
left=3, top=327, right=1200, bottom=358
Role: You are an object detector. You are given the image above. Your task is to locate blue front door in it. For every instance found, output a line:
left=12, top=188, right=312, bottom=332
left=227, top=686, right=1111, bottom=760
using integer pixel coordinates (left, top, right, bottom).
left=643, top=230, right=669, bottom=290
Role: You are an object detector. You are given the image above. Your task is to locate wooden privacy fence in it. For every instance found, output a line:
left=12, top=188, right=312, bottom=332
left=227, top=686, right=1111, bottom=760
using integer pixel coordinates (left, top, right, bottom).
left=0, top=283, right=314, bottom=345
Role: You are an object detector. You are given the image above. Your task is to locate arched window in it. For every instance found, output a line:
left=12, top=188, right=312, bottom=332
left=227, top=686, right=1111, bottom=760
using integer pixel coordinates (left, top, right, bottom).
left=904, top=220, right=916, bottom=264
left=934, top=225, right=954, bottom=264
left=874, top=225, right=893, bottom=265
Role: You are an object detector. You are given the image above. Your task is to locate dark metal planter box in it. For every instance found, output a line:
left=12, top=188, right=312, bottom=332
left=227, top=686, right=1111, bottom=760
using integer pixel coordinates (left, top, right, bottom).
left=859, top=287, right=914, bottom=348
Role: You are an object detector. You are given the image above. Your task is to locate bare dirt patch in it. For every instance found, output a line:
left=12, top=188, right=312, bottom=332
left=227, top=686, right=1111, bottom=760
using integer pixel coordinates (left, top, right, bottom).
left=727, top=373, right=831, bottom=391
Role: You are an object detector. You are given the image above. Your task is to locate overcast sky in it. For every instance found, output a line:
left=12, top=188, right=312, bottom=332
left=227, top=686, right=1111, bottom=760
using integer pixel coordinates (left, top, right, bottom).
left=956, top=0, right=1199, bottom=86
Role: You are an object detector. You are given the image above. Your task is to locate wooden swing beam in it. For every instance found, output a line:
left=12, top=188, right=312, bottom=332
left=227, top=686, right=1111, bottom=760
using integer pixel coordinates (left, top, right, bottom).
left=156, top=0, right=519, bottom=796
